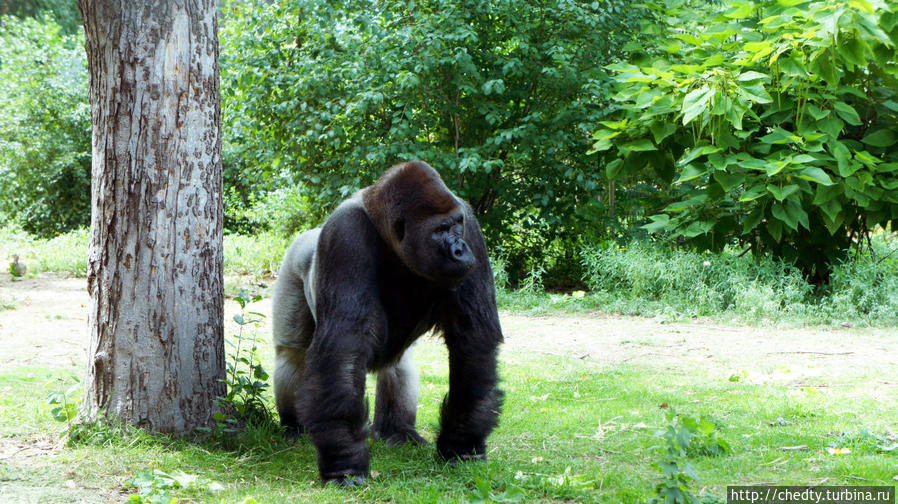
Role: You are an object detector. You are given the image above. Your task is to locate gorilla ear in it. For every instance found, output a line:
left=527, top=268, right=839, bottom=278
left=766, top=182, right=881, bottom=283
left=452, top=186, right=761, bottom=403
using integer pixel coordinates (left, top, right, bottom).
left=393, top=217, right=406, bottom=242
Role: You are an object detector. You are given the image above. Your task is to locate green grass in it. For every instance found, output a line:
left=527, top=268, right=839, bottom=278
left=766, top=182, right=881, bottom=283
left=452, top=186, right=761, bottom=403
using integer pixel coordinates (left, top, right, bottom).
left=2, top=334, right=896, bottom=503
left=0, top=226, right=290, bottom=278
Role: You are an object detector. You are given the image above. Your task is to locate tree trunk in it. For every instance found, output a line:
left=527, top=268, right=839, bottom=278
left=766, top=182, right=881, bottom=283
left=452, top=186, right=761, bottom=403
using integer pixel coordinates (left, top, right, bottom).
left=79, top=0, right=225, bottom=433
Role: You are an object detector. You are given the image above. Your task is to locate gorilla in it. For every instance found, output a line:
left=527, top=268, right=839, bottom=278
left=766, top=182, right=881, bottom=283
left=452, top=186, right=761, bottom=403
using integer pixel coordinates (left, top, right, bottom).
left=272, top=161, right=504, bottom=486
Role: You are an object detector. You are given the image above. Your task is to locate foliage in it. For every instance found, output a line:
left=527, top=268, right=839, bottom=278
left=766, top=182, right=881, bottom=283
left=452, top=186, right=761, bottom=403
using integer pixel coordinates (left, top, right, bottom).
left=219, top=0, right=641, bottom=284
left=212, top=290, right=274, bottom=438
left=0, top=225, right=89, bottom=276
left=0, top=0, right=82, bottom=33
left=125, top=468, right=223, bottom=504
left=223, top=231, right=288, bottom=277
left=650, top=408, right=730, bottom=504
left=0, top=15, right=90, bottom=237
left=593, top=0, right=898, bottom=279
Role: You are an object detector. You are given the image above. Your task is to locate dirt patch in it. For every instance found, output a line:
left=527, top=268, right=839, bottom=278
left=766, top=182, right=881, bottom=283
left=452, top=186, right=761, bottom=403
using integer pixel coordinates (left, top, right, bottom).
left=2, top=275, right=895, bottom=386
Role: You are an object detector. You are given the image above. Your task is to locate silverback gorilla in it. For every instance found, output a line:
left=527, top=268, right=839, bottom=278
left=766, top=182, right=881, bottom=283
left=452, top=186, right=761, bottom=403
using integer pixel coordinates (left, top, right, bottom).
left=272, top=161, right=504, bottom=486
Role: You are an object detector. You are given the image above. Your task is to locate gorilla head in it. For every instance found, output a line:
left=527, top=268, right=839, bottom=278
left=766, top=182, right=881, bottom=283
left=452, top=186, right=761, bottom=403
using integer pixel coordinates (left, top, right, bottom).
left=363, top=161, right=476, bottom=285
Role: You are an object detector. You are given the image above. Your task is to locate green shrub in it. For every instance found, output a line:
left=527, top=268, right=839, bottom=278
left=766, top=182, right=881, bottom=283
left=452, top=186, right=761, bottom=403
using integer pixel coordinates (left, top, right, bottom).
left=594, top=0, right=898, bottom=280
left=0, top=15, right=90, bottom=237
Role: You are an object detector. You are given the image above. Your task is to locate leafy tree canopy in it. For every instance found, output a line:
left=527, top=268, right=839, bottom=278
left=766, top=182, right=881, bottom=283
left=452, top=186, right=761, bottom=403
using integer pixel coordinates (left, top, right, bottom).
left=220, top=0, right=640, bottom=281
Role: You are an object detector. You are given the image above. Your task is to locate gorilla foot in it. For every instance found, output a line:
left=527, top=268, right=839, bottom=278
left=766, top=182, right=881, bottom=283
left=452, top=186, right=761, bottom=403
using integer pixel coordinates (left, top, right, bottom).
left=445, top=452, right=487, bottom=465
left=281, top=424, right=306, bottom=443
left=323, top=474, right=367, bottom=487
left=378, top=429, right=428, bottom=447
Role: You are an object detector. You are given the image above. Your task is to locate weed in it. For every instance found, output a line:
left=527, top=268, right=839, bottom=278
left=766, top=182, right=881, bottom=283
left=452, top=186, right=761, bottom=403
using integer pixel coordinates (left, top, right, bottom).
left=210, top=289, right=275, bottom=440
left=45, top=375, right=80, bottom=438
left=650, top=408, right=730, bottom=504
left=125, top=468, right=223, bottom=503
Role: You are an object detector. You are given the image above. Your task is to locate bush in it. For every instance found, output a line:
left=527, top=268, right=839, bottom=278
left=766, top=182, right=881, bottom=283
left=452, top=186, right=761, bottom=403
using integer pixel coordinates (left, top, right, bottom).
left=594, top=0, right=898, bottom=280
left=0, top=15, right=90, bottom=237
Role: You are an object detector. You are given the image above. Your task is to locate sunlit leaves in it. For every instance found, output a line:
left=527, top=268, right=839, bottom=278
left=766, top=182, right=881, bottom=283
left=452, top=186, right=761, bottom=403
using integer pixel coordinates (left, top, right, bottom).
left=592, top=0, right=898, bottom=274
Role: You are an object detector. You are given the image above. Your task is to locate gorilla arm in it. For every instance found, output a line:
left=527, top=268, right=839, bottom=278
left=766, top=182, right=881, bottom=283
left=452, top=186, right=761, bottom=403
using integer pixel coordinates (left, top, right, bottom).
left=435, top=205, right=504, bottom=461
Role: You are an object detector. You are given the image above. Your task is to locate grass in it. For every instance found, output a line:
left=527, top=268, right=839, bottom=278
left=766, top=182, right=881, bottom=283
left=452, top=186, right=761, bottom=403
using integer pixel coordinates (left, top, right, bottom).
left=2, top=332, right=896, bottom=503
left=0, top=226, right=288, bottom=278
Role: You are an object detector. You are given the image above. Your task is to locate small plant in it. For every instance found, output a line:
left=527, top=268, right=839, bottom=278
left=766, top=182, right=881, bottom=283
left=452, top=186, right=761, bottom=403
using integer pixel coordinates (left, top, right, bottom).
left=650, top=408, right=731, bottom=504
left=0, top=292, right=14, bottom=310
left=468, top=478, right=525, bottom=504
left=125, top=468, right=223, bottom=504
left=213, top=289, right=273, bottom=435
left=46, top=375, right=81, bottom=437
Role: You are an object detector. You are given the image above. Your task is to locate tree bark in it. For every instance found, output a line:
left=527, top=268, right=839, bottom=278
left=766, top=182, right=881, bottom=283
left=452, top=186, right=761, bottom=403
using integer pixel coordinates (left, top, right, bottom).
left=79, top=0, right=225, bottom=433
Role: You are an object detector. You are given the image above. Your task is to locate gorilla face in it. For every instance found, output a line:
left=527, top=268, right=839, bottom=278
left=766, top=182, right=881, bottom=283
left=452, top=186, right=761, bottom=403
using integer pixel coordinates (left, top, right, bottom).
left=395, top=206, right=475, bottom=285
left=362, top=161, right=480, bottom=288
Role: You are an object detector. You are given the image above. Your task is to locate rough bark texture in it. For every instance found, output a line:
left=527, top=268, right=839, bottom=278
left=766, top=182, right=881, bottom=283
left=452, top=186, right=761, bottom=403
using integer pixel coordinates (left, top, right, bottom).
left=79, top=0, right=225, bottom=433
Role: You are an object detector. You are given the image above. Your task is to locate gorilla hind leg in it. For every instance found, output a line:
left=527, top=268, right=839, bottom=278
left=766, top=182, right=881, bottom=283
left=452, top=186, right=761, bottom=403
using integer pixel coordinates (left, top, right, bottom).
left=272, top=259, right=316, bottom=436
left=274, top=344, right=308, bottom=437
left=373, top=347, right=427, bottom=446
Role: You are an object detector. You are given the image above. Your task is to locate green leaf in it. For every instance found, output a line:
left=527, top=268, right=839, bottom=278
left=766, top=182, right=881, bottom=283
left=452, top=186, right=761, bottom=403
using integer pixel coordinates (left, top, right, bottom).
left=740, top=184, right=767, bottom=202
left=738, top=81, right=772, bottom=104
left=683, top=220, right=713, bottom=238
left=817, top=116, right=844, bottom=139
left=813, top=184, right=843, bottom=205
left=767, top=184, right=800, bottom=201
left=606, top=159, right=623, bottom=179
left=737, top=71, right=770, bottom=81
left=839, top=37, right=867, bottom=68
left=798, top=166, right=834, bottom=185
left=861, top=129, right=898, bottom=148
left=713, top=171, right=744, bottom=191
left=768, top=218, right=782, bottom=241
left=743, top=206, right=764, bottom=233
left=833, top=102, right=862, bottom=126
left=682, top=86, right=713, bottom=125
left=650, top=121, right=677, bottom=143
left=589, top=138, right=612, bottom=152
left=759, top=127, right=798, bottom=144
left=811, top=51, right=839, bottom=87
left=724, top=3, right=755, bottom=18
left=855, top=150, right=879, bottom=167
left=641, top=214, right=671, bottom=233
left=675, top=163, right=709, bottom=183
left=621, top=138, right=657, bottom=152
left=678, top=144, right=720, bottom=166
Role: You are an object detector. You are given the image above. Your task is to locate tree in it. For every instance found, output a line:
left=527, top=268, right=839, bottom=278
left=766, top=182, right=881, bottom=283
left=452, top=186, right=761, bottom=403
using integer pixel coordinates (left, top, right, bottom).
left=78, top=0, right=225, bottom=432
left=219, top=0, right=641, bottom=286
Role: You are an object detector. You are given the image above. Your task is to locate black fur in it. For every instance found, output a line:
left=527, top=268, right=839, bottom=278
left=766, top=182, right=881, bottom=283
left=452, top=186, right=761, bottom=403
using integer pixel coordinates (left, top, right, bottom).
left=272, top=161, right=504, bottom=485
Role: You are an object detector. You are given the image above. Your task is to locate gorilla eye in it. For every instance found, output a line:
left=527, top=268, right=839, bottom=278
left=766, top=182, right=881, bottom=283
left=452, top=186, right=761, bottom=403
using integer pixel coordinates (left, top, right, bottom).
left=393, top=218, right=405, bottom=241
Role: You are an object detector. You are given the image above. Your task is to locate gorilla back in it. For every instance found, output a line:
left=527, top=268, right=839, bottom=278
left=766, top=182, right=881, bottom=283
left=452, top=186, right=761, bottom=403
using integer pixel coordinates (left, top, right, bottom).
left=272, top=161, right=504, bottom=486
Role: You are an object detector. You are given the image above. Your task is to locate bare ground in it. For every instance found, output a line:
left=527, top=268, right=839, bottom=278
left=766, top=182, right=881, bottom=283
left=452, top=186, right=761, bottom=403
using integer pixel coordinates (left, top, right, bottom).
left=2, top=275, right=895, bottom=383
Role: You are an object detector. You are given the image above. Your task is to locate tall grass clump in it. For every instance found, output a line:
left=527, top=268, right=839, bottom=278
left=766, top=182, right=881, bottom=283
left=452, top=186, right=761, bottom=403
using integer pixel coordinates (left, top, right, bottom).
left=580, top=235, right=898, bottom=326
left=223, top=232, right=289, bottom=276
left=0, top=225, right=88, bottom=276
